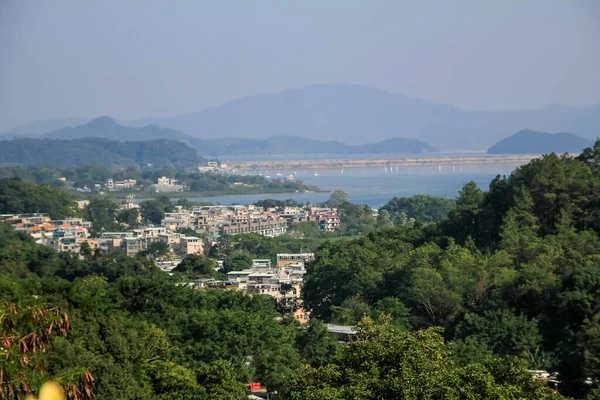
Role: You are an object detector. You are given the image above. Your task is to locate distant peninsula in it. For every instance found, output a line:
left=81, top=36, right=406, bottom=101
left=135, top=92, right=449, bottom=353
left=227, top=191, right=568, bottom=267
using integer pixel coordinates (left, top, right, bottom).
left=487, top=130, right=594, bottom=155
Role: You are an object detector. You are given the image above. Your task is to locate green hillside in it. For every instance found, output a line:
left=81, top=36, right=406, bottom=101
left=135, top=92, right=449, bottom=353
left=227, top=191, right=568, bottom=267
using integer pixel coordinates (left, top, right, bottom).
left=0, top=137, right=203, bottom=168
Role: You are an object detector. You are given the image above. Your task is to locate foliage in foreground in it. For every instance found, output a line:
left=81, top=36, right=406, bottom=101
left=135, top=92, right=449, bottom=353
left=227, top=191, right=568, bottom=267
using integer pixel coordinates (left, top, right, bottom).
left=284, top=317, right=558, bottom=400
left=303, top=140, right=600, bottom=398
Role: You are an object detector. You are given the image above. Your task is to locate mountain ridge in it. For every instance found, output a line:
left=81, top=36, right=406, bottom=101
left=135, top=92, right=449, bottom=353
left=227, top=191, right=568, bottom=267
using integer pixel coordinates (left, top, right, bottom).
left=35, top=117, right=437, bottom=156
left=4, top=84, right=600, bottom=150
left=487, top=129, right=594, bottom=155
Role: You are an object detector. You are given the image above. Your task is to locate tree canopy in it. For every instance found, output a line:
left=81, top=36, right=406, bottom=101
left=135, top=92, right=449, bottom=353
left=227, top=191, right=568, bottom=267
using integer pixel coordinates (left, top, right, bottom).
left=3, top=139, right=600, bottom=398
left=0, top=177, right=80, bottom=219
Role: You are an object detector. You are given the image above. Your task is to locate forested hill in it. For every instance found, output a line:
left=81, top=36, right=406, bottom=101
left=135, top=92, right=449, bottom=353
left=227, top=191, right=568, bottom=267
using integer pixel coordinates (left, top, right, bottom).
left=488, top=129, right=594, bottom=154
left=0, top=137, right=203, bottom=168
left=301, top=138, right=600, bottom=398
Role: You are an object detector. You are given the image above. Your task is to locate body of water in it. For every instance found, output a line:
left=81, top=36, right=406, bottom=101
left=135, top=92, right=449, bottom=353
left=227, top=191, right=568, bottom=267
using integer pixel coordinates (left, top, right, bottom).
left=183, top=162, right=523, bottom=207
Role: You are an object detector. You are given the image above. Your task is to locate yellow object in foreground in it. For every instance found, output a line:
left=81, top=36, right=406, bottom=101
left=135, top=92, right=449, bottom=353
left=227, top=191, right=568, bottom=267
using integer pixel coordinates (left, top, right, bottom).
left=27, top=382, right=66, bottom=400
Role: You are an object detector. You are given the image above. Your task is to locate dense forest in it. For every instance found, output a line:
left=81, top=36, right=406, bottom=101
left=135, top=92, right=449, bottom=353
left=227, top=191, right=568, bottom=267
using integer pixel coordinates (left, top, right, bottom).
left=0, top=137, right=202, bottom=168
left=303, top=139, right=600, bottom=398
left=1, top=139, right=600, bottom=398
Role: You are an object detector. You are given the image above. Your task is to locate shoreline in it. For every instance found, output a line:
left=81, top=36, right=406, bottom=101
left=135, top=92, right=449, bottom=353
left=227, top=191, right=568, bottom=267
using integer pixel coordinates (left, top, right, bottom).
left=230, top=154, right=540, bottom=170
left=104, top=189, right=328, bottom=200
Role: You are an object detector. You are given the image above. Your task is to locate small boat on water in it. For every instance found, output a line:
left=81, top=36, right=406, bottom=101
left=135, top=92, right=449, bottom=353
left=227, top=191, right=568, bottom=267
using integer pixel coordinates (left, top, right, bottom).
left=341, top=168, right=344, bottom=174
left=438, top=165, right=442, bottom=172
left=276, top=172, right=283, bottom=177
left=286, top=174, right=294, bottom=181
left=265, top=175, right=271, bottom=179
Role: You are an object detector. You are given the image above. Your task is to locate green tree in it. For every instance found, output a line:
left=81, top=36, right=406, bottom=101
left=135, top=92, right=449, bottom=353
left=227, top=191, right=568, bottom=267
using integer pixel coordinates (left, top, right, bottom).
left=174, top=254, right=217, bottom=278
left=284, top=317, right=555, bottom=400
left=326, top=190, right=349, bottom=208
left=454, top=309, right=543, bottom=363
left=222, top=252, right=253, bottom=274
left=295, top=319, right=341, bottom=367
left=140, top=200, right=166, bottom=225
left=116, top=208, right=140, bottom=228
left=79, top=241, right=93, bottom=258
left=381, top=194, right=455, bottom=224
left=303, top=238, right=384, bottom=321
left=337, top=203, right=376, bottom=236
left=376, top=209, right=394, bottom=230
left=139, top=241, right=171, bottom=258
left=84, top=198, right=122, bottom=235
left=442, top=181, right=485, bottom=243
left=286, top=221, right=326, bottom=239
left=0, top=177, right=79, bottom=219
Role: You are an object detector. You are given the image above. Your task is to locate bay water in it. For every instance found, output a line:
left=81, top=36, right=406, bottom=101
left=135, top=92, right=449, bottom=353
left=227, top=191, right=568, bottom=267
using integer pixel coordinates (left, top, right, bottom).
left=184, top=161, right=525, bottom=207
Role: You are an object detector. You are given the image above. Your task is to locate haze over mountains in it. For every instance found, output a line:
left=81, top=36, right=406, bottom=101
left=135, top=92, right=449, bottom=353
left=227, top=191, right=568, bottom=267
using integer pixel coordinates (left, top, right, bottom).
left=32, top=117, right=437, bottom=156
left=4, top=84, right=600, bottom=150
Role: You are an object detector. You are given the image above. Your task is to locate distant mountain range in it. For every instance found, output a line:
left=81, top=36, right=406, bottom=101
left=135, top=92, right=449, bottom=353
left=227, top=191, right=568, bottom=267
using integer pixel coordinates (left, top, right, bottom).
left=488, top=130, right=594, bottom=155
left=0, top=137, right=202, bottom=168
left=42, top=116, right=192, bottom=143
left=4, top=84, right=600, bottom=150
left=27, top=117, right=438, bottom=156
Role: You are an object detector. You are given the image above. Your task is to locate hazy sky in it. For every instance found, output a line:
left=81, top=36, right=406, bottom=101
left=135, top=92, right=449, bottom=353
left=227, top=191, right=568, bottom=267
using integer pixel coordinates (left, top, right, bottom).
left=1, top=0, right=599, bottom=130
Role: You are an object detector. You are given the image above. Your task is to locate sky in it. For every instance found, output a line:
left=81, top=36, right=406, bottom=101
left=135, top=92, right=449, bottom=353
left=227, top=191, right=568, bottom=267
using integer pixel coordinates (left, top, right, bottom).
left=1, top=0, right=599, bottom=131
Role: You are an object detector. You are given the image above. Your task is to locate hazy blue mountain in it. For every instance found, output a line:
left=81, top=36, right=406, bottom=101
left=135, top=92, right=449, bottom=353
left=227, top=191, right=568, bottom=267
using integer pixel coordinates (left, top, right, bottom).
left=9, top=85, right=600, bottom=150
left=35, top=116, right=436, bottom=156
left=42, top=116, right=193, bottom=143
left=192, top=135, right=436, bottom=156
left=128, top=84, right=600, bottom=150
left=0, top=137, right=202, bottom=168
left=487, top=130, right=594, bottom=154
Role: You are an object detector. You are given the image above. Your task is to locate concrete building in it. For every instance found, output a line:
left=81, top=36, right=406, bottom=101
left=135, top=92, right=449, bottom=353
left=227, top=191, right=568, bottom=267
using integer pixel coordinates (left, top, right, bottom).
left=318, top=213, right=340, bottom=232
left=133, top=227, right=168, bottom=238
left=122, top=237, right=148, bottom=257
left=100, top=232, right=135, bottom=239
left=161, top=212, right=194, bottom=231
left=157, top=176, right=176, bottom=185
left=276, top=253, right=315, bottom=267
left=179, top=236, right=204, bottom=256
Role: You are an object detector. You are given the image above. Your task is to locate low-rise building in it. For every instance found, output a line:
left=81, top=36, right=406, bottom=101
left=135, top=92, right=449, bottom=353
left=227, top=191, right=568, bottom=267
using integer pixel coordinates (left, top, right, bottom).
left=318, top=212, right=340, bottom=232
left=179, top=236, right=204, bottom=256
left=157, top=176, right=174, bottom=185
left=122, top=237, right=148, bottom=256
left=277, top=253, right=315, bottom=267
left=161, top=212, right=194, bottom=230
